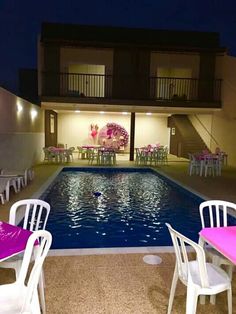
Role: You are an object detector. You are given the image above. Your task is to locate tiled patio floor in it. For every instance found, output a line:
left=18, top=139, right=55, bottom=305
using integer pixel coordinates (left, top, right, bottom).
left=0, top=155, right=236, bottom=313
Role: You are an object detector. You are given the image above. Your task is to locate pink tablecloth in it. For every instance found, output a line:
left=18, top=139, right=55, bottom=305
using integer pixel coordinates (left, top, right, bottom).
left=199, top=226, right=236, bottom=264
left=0, top=221, right=33, bottom=261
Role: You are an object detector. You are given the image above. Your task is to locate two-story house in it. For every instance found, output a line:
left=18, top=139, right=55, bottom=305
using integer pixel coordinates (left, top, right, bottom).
left=38, top=22, right=227, bottom=161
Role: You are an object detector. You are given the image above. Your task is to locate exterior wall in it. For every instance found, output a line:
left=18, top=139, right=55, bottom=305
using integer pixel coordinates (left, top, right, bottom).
left=0, top=87, right=44, bottom=170
left=57, top=112, right=169, bottom=151
left=188, top=114, right=213, bottom=148
left=58, top=112, right=130, bottom=150
left=135, top=114, right=169, bottom=148
left=189, top=55, right=236, bottom=166
left=112, top=49, right=150, bottom=99
left=37, top=38, right=44, bottom=96
left=215, top=55, right=224, bottom=79
left=150, top=52, right=200, bottom=77
left=222, top=55, right=236, bottom=118
left=60, top=47, right=113, bottom=75
left=189, top=112, right=236, bottom=166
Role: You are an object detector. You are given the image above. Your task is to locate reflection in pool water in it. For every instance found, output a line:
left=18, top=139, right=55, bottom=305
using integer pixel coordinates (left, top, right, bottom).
left=42, top=168, right=204, bottom=249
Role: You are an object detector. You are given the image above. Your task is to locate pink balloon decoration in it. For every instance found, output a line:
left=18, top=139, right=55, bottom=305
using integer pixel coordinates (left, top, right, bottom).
left=91, top=129, right=97, bottom=138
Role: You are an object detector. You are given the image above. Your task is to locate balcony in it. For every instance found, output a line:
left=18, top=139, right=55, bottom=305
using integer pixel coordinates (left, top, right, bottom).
left=41, top=72, right=222, bottom=107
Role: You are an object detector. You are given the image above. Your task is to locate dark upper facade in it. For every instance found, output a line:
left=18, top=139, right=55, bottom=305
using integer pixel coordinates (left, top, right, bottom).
left=39, top=22, right=226, bottom=109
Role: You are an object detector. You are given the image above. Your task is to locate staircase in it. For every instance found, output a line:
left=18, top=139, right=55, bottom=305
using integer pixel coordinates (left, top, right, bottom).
left=169, top=115, right=206, bottom=158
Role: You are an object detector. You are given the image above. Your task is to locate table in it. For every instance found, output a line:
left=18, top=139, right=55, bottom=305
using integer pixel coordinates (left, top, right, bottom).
left=199, top=226, right=236, bottom=264
left=0, top=221, right=33, bottom=262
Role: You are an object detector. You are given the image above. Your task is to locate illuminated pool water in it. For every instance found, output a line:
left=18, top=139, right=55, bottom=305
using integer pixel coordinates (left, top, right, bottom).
left=42, top=167, right=205, bottom=249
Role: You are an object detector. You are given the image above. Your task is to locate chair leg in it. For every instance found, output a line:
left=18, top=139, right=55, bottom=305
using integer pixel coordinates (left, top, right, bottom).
left=210, top=294, right=216, bottom=305
left=31, top=289, right=41, bottom=314
left=167, top=264, right=178, bottom=314
left=186, top=285, right=198, bottom=314
left=39, top=270, right=46, bottom=314
left=0, top=193, right=4, bottom=204
left=227, top=286, right=232, bottom=314
left=227, top=265, right=233, bottom=281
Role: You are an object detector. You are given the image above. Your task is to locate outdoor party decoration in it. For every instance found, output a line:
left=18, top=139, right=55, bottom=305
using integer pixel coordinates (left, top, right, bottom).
left=90, top=124, right=99, bottom=138
left=98, top=122, right=129, bottom=148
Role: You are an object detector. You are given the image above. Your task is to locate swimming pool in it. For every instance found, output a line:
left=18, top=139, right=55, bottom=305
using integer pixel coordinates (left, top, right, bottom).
left=41, top=167, right=207, bottom=250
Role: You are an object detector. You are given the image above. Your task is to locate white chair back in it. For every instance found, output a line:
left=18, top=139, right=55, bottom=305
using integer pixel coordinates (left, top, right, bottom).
left=166, top=223, right=209, bottom=288
left=9, top=199, right=50, bottom=231
left=199, top=200, right=236, bottom=228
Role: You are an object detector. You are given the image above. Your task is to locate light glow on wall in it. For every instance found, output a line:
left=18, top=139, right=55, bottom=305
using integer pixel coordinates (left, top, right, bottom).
left=146, top=112, right=152, bottom=116
left=30, top=108, right=38, bottom=120
left=99, top=111, right=105, bottom=114
left=17, top=102, right=23, bottom=113
left=122, top=112, right=128, bottom=115
left=75, top=110, right=81, bottom=113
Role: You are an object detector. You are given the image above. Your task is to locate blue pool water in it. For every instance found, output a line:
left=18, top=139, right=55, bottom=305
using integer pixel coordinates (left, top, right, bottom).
left=41, top=167, right=208, bottom=249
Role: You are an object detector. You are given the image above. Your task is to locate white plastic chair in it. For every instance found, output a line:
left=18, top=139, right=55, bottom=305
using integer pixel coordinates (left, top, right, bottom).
left=87, top=148, right=100, bottom=165
left=0, top=199, right=51, bottom=314
left=1, top=168, right=33, bottom=187
left=166, top=223, right=232, bottom=314
left=67, top=146, right=75, bottom=161
left=0, top=230, right=52, bottom=314
left=188, top=154, right=200, bottom=176
left=199, top=200, right=235, bottom=280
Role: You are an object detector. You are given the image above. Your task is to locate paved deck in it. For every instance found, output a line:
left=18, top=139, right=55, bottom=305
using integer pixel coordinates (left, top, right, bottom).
left=0, top=156, right=236, bottom=313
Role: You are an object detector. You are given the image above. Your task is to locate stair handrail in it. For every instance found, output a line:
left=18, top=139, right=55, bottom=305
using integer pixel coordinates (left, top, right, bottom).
left=193, top=115, right=219, bottom=146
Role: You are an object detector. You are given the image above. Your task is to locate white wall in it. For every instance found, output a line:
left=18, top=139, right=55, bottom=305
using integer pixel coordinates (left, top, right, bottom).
left=58, top=112, right=169, bottom=150
left=58, top=112, right=131, bottom=149
left=135, top=114, right=169, bottom=147
left=189, top=112, right=236, bottom=166
left=188, top=114, right=213, bottom=148
left=0, top=87, right=44, bottom=170
left=187, top=55, right=236, bottom=166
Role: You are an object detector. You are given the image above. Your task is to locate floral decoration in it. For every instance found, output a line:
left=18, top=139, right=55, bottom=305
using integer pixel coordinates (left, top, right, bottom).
left=98, top=122, right=129, bottom=148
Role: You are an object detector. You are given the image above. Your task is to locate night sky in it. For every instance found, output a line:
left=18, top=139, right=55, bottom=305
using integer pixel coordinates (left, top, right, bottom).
left=1, top=0, right=236, bottom=93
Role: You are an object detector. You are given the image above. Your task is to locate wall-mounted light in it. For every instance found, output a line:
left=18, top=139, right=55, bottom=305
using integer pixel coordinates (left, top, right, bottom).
left=122, top=112, right=128, bottom=115
left=17, top=102, right=23, bottom=113
left=75, top=110, right=80, bottom=113
left=31, top=108, right=38, bottom=120
left=99, top=111, right=105, bottom=114
left=146, top=112, right=152, bottom=116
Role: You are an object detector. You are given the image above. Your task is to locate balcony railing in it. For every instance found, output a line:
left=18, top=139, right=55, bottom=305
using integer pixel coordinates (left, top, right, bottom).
left=41, top=72, right=222, bottom=103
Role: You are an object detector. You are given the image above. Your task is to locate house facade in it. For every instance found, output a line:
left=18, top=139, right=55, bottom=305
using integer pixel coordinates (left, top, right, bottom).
left=38, top=22, right=236, bottom=163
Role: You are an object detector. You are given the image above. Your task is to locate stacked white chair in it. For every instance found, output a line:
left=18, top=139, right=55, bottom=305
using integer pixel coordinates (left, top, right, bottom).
left=0, top=230, right=52, bottom=314
left=166, top=223, right=232, bottom=314
left=0, top=199, right=51, bottom=313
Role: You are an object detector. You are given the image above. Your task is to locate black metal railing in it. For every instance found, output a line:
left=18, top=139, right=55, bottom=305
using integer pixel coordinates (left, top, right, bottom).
left=41, top=72, right=222, bottom=103
left=150, top=76, right=222, bottom=102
